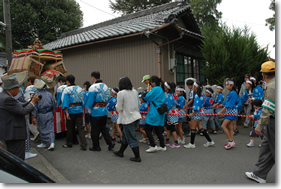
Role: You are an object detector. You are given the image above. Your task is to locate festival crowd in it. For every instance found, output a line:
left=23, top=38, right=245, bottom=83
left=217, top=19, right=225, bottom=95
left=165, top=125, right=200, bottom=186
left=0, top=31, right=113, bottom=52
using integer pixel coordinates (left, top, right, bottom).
left=0, top=60, right=275, bottom=183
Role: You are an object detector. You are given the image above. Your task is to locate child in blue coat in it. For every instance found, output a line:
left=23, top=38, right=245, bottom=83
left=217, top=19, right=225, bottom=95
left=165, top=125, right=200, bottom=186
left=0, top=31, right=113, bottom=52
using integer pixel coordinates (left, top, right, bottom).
left=107, top=88, right=122, bottom=142
left=164, top=81, right=180, bottom=148
left=175, top=86, right=186, bottom=144
left=247, top=99, right=264, bottom=147
left=202, top=87, right=216, bottom=134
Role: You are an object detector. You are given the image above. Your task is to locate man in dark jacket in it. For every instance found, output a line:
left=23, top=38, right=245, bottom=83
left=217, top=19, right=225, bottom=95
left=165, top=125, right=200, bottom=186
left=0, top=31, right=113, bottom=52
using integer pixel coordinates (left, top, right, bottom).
left=0, top=72, right=40, bottom=159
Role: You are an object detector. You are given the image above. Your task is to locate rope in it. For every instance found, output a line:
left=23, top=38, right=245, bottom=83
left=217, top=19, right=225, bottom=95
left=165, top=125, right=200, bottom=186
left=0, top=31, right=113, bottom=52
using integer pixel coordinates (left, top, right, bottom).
left=140, top=111, right=252, bottom=118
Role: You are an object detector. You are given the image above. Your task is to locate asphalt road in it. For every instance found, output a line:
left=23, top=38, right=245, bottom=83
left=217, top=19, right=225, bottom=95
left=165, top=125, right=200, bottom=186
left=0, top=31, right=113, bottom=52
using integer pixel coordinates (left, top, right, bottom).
left=31, top=121, right=276, bottom=184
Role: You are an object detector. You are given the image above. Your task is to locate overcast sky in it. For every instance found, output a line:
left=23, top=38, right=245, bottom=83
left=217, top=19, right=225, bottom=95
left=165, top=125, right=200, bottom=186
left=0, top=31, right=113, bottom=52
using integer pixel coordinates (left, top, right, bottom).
left=76, top=0, right=276, bottom=59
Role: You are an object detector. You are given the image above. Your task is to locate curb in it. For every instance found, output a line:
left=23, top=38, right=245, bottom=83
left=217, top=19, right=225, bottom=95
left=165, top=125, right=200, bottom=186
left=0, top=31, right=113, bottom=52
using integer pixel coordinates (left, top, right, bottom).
left=25, top=148, right=70, bottom=183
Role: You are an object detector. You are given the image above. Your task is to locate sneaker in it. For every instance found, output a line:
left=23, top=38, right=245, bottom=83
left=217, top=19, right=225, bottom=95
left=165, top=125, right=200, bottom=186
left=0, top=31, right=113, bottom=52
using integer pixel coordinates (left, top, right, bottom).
left=163, top=131, right=167, bottom=136
left=218, top=130, right=224, bottom=134
left=25, top=152, right=37, bottom=160
left=200, top=132, right=203, bottom=136
left=225, top=141, right=235, bottom=150
left=165, top=141, right=170, bottom=146
left=203, top=141, right=215, bottom=147
left=244, top=125, right=248, bottom=128
left=37, top=143, right=47, bottom=148
left=169, top=144, right=175, bottom=148
left=138, top=138, right=145, bottom=143
left=247, top=142, right=254, bottom=147
left=175, top=143, right=180, bottom=148
left=146, top=146, right=158, bottom=153
left=184, top=143, right=196, bottom=149
left=210, top=130, right=217, bottom=134
left=157, top=146, right=167, bottom=152
left=30, top=133, right=39, bottom=141
left=180, top=138, right=185, bottom=145
left=245, top=172, right=266, bottom=183
left=233, top=129, right=239, bottom=136
left=224, top=143, right=232, bottom=150
left=185, top=132, right=191, bottom=137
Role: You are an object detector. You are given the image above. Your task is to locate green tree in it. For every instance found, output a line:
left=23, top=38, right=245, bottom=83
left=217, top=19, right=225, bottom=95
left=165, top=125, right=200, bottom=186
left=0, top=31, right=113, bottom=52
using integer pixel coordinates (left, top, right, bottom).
left=0, top=0, right=83, bottom=50
left=110, top=0, right=172, bottom=15
left=201, top=24, right=269, bottom=87
left=186, top=0, right=222, bottom=29
left=265, top=0, right=275, bottom=31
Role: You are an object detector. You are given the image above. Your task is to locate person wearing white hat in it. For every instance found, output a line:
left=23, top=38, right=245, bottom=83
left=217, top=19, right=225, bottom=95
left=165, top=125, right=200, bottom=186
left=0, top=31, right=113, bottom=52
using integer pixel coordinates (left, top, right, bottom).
left=32, top=79, right=57, bottom=151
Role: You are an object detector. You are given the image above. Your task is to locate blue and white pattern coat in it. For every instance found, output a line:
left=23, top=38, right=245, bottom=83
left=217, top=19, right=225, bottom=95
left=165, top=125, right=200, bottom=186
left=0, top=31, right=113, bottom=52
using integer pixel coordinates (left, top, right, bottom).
left=224, top=90, right=239, bottom=120
left=86, top=82, right=110, bottom=117
left=192, top=94, right=204, bottom=120
left=166, top=93, right=179, bottom=125
left=139, top=102, right=149, bottom=125
left=62, top=85, right=84, bottom=114
left=56, top=84, right=67, bottom=106
left=107, top=97, right=119, bottom=123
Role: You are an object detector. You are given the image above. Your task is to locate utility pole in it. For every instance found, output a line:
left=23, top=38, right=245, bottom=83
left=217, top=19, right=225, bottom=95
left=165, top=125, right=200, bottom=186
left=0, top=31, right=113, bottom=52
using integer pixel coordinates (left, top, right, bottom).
left=3, top=0, right=12, bottom=70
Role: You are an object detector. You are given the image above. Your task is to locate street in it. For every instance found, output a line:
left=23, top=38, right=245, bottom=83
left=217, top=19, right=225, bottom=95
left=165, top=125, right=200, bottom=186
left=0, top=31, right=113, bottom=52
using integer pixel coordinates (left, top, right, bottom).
left=30, top=121, right=275, bottom=184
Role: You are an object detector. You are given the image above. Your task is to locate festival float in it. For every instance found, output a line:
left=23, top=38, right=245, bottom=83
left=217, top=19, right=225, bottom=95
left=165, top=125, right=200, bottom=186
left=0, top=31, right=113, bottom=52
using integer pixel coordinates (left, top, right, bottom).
left=6, top=38, right=68, bottom=134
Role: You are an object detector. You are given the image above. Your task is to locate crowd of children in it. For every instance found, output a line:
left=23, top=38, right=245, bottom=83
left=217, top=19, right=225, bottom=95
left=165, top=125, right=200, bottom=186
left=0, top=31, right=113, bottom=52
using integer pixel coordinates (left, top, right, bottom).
left=135, top=74, right=265, bottom=151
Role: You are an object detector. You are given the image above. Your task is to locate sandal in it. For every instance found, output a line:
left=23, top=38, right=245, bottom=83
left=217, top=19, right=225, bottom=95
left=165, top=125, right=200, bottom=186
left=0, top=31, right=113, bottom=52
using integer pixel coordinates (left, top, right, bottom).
left=62, top=144, right=72, bottom=148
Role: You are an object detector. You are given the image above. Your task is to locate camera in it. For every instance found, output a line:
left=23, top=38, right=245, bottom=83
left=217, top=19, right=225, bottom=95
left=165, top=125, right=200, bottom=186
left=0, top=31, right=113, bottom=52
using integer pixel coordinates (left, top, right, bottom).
left=30, top=93, right=42, bottom=100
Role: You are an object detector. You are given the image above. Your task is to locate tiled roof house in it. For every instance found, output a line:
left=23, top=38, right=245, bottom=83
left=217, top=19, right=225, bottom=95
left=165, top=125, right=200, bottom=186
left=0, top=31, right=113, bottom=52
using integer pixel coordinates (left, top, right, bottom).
left=45, top=1, right=205, bottom=88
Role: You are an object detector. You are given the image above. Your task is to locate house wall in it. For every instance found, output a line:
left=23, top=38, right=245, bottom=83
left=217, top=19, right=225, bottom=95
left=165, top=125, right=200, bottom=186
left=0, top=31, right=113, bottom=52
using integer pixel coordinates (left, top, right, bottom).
left=61, top=36, right=159, bottom=90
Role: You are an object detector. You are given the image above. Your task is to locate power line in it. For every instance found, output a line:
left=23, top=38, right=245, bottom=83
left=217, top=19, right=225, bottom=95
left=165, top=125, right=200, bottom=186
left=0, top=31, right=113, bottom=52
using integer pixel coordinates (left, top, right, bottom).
left=80, top=0, right=117, bottom=18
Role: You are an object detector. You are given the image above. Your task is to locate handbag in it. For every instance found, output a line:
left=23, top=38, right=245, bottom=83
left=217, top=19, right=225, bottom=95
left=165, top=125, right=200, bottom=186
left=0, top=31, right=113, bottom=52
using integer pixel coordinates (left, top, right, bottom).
left=152, top=101, right=168, bottom=115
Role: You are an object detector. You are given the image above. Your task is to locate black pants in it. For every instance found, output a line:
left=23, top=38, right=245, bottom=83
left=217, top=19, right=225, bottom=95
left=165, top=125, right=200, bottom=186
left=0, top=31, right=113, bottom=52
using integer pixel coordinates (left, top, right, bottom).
left=144, top=124, right=165, bottom=148
left=90, top=116, right=112, bottom=148
left=66, top=113, right=87, bottom=148
left=5, top=140, right=25, bottom=160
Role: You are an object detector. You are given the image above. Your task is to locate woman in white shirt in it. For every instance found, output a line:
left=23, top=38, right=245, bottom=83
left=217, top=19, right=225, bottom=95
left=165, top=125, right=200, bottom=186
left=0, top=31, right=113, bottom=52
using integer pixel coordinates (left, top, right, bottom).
left=114, top=77, right=142, bottom=162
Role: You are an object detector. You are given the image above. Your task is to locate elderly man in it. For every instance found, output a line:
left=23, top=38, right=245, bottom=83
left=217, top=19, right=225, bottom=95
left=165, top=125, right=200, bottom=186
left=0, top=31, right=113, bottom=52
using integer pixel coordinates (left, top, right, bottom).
left=0, top=72, right=40, bottom=160
left=245, top=61, right=275, bottom=183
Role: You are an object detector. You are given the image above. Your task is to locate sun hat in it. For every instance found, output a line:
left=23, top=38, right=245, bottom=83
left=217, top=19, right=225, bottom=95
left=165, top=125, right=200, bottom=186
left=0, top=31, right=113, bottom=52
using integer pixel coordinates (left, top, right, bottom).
left=33, top=79, right=47, bottom=89
left=1, top=71, right=28, bottom=90
left=41, top=70, right=61, bottom=88
left=141, top=75, right=150, bottom=83
left=260, top=61, right=275, bottom=73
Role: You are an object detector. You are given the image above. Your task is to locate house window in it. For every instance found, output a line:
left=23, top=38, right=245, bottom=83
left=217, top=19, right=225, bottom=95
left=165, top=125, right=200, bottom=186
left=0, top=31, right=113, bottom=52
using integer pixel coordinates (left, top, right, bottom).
left=176, top=54, right=205, bottom=85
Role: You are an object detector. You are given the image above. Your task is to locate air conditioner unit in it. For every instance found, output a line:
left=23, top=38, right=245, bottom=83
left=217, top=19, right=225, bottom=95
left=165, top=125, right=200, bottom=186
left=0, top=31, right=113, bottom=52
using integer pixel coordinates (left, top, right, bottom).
left=169, top=58, right=176, bottom=72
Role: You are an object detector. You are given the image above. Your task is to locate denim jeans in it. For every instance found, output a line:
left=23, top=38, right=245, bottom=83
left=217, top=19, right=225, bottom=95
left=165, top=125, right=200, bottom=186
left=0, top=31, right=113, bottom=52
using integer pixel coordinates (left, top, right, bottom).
left=202, top=117, right=215, bottom=130
left=121, top=120, right=139, bottom=148
left=214, top=108, right=222, bottom=131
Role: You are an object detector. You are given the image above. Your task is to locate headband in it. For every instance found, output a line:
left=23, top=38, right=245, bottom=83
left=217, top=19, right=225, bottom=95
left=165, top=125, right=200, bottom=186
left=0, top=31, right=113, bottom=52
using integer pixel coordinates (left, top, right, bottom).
left=217, top=86, right=223, bottom=90
left=111, top=89, right=118, bottom=94
left=176, top=87, right=185, bottom=92
left=206, top=89, right=213, bottom=95
left=139, top=94, right=142, bottom=98
left=246, top=80, right=253, bottom=85
left=164, top=82, right=171, bottom=89
left=250, top=77, right=256, bottom=81
left=226, top=81, right=234, bottom=85
left=194, top=82, right=198, bottom=87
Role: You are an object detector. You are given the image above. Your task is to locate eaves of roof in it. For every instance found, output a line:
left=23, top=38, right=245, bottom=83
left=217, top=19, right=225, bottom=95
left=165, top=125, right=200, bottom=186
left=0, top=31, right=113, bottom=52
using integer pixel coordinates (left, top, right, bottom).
left=44, top=1, right=201, bottom=50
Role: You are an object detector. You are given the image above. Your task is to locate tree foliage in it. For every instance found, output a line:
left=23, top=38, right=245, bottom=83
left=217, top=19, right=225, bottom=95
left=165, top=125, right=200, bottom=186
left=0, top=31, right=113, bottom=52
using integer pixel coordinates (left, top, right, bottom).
left=200, top=24, right=269, bottom=87
left=186, top=0, right=222, bottom=30
left=265, top=0, right=275, bottom=31
left=0, top=0, right=83, bottom=50
left=109, top=0, right=172, bottom=15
